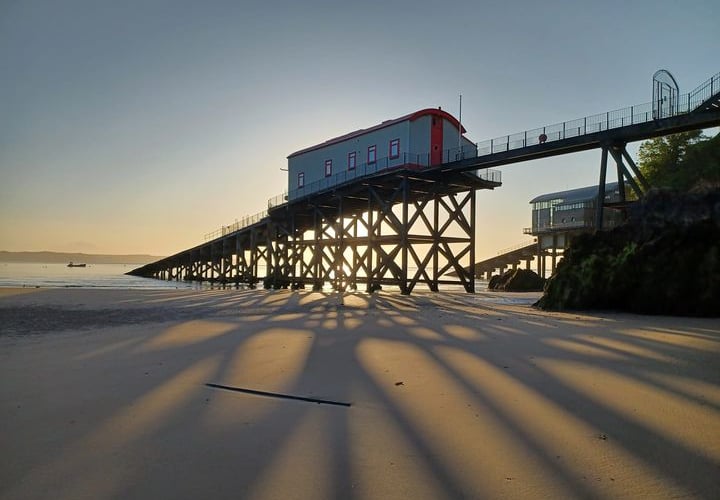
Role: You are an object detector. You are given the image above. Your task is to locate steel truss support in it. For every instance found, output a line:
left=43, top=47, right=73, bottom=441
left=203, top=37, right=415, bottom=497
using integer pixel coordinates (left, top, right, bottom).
left=266, top=217, right=294, bottom=289
left=313, top=201, right=347, bottom=291
left=146, top=178, right=478, bottom=294
left=363, top=177, right=476, bottom=293
left=251, top=225, right=267, bottom=288
left=596, top=142, right=649, bottom=229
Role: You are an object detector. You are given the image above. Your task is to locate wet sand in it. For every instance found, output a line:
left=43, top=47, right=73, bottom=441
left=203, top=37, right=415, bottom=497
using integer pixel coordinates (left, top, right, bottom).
left=1, top=287, right=719, bottom=499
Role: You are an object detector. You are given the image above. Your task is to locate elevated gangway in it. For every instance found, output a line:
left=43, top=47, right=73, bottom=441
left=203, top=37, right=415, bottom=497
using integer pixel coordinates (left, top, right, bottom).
left=472, top=241, right=538, bottom=279
left=439, top=71, right=720, bottom=174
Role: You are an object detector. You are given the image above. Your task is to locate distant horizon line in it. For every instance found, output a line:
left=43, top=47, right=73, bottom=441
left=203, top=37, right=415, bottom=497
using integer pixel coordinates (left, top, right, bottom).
left=0, top=250, right=165, bottom=265
left=1, top=250, right=165, bottom=256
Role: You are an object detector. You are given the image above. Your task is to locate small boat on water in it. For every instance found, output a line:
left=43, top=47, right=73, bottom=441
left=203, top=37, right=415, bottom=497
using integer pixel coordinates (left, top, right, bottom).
left=67, top=262, right=87, bottom=268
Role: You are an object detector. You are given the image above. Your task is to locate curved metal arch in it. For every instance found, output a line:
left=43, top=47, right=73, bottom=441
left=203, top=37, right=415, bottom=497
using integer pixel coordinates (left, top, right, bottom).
left=653, top=69, right=680, bottom=89
left=653, top=69, right=680, bottom=119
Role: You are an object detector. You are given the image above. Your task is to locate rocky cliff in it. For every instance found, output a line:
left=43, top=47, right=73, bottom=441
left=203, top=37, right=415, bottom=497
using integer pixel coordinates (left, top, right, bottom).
left=536, top=186, right=720, bottom=316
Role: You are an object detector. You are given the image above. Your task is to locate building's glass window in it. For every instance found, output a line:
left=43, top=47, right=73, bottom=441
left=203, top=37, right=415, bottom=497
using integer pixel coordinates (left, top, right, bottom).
left=298, top=172, right=305, bottom=188
left=389, top=139, right=400, bottom=159
left=555, top=201, right=588, bottom=211
left=368, top=145, right=377, bottom=164
left=325, top=159, right=332, bottom=177
left=348, top=152, right=356, bottom=170
left=533, top=198, right=565, bottom=211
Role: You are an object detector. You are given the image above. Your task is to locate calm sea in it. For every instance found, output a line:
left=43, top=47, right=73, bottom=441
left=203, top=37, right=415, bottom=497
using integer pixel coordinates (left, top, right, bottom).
left=0, top=262, right=493, bottom=292
left=0, top=262, right=196, bottom=290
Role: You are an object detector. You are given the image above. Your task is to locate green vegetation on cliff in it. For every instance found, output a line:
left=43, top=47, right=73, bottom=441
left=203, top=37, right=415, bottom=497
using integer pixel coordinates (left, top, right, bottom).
left=638, top=130, right=720, bottom=190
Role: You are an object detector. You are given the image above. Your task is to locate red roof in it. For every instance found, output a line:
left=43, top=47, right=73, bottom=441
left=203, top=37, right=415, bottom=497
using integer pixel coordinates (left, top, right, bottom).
left=287, top=108, right=466, bottom=158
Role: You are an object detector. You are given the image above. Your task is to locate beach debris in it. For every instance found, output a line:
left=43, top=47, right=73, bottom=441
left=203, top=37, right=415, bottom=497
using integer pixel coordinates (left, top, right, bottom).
left=597, top=433, right=608, bottom=440
left=395, top=381, right=404, bottom=386
left=205, top=382, right=351, bottom=407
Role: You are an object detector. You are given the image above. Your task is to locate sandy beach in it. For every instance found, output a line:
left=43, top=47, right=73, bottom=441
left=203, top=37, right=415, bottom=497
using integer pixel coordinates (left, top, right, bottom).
left=0, top=287, right=718, bottom=499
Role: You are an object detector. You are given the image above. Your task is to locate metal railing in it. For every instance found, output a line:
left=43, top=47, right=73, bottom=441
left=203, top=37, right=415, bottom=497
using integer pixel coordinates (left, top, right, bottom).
left=528, top=217, right=625, bottom=235
left=686, top=71, right=720, bottom=110
left=467, top=168, right=502, bottom=183
left=496, top=240, right=536, bottom=255
left=203, top=209, right=268, bottom=241
left=477, top=71, right=719, bottom=155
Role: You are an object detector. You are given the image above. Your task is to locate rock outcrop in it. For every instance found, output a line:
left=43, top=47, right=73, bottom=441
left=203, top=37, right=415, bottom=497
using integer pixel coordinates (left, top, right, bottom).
left=536, top=186, right=720, bottom=316
left=489, top=268, right=545, bottom=292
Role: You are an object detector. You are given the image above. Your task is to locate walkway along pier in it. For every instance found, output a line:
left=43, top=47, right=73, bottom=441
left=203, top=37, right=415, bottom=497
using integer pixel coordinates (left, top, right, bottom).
left=472, top=241, right=538, bottom=280
left=129, top=71, right=720, bottom=294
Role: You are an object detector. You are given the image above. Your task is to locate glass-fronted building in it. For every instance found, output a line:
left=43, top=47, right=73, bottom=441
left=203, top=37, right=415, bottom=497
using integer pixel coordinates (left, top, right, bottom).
left=525, top=182, right=625, bottom=276
left=528, top=182, right=623, bottom=234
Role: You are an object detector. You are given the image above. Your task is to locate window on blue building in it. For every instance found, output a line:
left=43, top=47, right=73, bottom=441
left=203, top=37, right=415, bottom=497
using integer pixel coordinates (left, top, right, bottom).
left=298, top=172, right=305, bottom=188
left=368, top=145, right=376, bottom=164
left=389, top=139, right=400, bottom=159
left=348, top=152, right=356, bottom=170
left=325, top=159, right=332, bottom=177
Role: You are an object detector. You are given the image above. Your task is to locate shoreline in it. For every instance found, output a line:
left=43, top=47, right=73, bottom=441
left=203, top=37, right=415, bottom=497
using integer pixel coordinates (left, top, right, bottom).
left=1, top=287, right=718, bottom=499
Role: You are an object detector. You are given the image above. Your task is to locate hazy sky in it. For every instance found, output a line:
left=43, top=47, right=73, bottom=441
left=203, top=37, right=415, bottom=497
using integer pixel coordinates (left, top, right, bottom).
left=1, top=0, right=718, bottom=258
